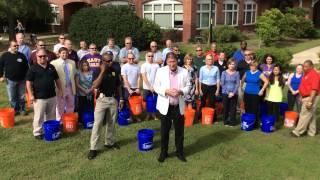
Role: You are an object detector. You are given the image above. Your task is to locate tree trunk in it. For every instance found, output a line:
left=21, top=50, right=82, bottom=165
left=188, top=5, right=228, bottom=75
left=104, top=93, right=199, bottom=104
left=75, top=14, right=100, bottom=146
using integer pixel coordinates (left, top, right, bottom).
left=8, top=15, right=15, bottom=41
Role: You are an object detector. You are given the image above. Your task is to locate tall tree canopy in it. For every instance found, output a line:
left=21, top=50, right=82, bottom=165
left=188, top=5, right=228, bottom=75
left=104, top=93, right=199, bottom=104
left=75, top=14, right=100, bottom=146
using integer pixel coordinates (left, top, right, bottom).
left=0, top=0, right=53, bottom=40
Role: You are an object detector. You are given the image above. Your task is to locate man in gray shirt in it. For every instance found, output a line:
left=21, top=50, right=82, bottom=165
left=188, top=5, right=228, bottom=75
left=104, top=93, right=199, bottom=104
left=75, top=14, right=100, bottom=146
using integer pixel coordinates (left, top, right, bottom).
left=119, top=36, right=139, bottom=64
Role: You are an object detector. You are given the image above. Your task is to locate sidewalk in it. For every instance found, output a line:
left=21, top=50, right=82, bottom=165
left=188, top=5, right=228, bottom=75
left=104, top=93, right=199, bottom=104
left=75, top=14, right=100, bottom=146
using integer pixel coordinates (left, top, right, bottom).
left=291, top=46, right=320, bottom=64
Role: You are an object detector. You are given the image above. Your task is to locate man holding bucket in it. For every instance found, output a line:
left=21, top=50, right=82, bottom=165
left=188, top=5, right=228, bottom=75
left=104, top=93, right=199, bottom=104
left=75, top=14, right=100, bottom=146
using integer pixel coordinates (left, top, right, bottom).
left=154, top=52, right=191, bottom=163
left=26, top=49, right=63, bottom=140
left=88, top=53, right=124, bottom=160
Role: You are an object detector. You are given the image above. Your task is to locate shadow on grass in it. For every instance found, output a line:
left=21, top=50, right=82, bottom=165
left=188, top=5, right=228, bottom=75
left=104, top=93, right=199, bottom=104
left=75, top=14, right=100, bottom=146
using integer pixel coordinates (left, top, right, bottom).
left=185, top=128, right=241, bottom=157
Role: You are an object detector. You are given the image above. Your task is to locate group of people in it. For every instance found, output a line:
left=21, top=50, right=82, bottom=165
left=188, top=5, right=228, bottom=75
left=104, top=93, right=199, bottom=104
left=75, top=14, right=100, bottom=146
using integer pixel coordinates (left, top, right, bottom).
left=0, top=33, right=319, bottom=163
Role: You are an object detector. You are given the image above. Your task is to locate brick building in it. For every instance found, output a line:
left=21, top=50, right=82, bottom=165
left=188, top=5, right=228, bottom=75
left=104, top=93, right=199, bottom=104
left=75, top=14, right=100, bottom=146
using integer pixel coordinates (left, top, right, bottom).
left=48, top=0, right=320, bottom=42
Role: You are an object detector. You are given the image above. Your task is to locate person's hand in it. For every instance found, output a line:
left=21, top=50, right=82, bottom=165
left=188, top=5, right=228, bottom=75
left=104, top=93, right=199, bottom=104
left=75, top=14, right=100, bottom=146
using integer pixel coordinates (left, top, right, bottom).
left=0, top=77, right=4, bottom=83
left=258, top=89, right=264, bottom=96
left=149, top=87, right=155, bottom=93
left=128, top=89, right=134, bottom=95
left=215, top=91, right=219, bottom=97
left=294, top=90, right=299, bottom=95
left=165, top=89, right=175, bottom=97
left=199, top=90, right=203, bottom=96
left=57, top=90, right=63, bottom=97
left=100, top=62, right=106, bottom=74
left=228, top=92, right=234, bottom=98
left=306, top=101, right=313, bottom=110
left=135, top=89, right=140, bottom=94
left=119, top=100, right=124, bottom=109
left=172, top=89, right=182, bottom=97
left=85, top=89, right=92, bottom=95
left=195, top=89, right=199, bottom=96
left=30, top=95, right=35, bottom=103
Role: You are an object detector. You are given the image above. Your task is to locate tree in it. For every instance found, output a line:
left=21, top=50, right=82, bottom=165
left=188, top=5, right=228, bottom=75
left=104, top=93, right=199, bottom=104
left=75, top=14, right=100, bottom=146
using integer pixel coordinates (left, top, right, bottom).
left=0, top=0, right=53, bottom=40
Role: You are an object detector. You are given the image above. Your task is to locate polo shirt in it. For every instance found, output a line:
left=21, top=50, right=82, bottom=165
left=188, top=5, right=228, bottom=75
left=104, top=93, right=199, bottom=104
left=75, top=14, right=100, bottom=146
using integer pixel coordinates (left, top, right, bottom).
left=205, top=50, right=219, bottom=61
left=193, top=55, right=206, bottom=70
left=0, top=51, right=29, bottom=81
left=26, top=64, right=59, bottom=99
left=119, top=47, right=140, bottom=61
left=299, top=69, right=320, bottom=97
left=199, top=65, right=220, bottom=86
left=232, top=49, right=245, bottom=63
left=95, top=67, right=121, bottom=96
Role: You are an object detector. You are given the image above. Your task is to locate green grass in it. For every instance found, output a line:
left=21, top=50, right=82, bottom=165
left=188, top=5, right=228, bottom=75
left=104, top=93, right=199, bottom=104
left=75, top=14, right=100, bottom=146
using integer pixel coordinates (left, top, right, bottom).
left=1, top=84, right=320, bottom=179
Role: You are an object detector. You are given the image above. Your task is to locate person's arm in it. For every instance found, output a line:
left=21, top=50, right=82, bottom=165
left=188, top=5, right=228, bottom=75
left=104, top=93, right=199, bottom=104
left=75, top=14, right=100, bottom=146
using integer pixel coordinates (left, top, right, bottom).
left=134, top=48, right=140, bottom=64
left=92, top=63, right=106, bottom=89
left=198, top=67, right=203, bottom=95
left=26, top=80, right=34, bottom=102
left=287, top=73, right=295, bottom=93
left=142, top=72, right=152, bottom=91
left=259, top=73, right=269, bottom=95
left=233, top=72, right=240, bottom=95
left=75, top=73, right=88, bottom=95
left=240, top=73, right=246, bottom=91
left=215, top=68, right=220, bottom=96
left=136, top=73, right=141, bottom=93
left=55, top=79, right=63, bottom=97
left=0, top=54, right=5, bottom=81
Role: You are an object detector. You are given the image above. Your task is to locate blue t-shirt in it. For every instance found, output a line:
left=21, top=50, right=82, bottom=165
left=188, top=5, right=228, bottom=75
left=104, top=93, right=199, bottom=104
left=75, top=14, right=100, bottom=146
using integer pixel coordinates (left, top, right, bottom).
left=232, top=50, right=245, bottom=63
left=244, top=70, right=262, bottom=95
left=290, top=73, right=303, bottom=91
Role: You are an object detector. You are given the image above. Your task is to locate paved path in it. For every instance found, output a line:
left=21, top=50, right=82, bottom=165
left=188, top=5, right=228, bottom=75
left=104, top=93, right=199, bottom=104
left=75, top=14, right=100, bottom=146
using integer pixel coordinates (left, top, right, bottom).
left=291, top=46, right=320, bottom=64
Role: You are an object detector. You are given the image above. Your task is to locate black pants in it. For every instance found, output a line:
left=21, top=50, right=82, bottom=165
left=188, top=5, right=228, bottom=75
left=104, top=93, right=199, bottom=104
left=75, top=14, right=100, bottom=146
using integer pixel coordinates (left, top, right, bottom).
left=266, top=101, right=280, bottom=122
left=160, top=105, right=184, bottom=156
left=244, top=93, right=260, bottom=124
left=78, top=95, right=94, bottom=123
left=287, top=91, right=301, bottom=111
left=201, top=84, right=217, bottom=108
left=222, top=94, right=238, bottom=125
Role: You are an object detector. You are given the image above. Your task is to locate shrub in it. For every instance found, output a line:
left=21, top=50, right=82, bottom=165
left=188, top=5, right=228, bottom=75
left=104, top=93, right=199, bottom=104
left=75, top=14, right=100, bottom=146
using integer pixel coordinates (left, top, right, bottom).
left=161, top=29, right=182, bottom=43
left=69, top=6, right=162, bottom=50
left=255, top=47, right=293, bottom=71
left=200, top=26, right=245, bottom=43
left=217, top=44, right=238, bottom=59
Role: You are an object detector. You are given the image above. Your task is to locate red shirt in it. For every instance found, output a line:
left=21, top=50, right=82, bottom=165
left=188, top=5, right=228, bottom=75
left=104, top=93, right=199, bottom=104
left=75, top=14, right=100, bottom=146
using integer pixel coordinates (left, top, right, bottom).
left=299, top=69, right=320, bottom=97
left=205, top=50, right=219, bottom=61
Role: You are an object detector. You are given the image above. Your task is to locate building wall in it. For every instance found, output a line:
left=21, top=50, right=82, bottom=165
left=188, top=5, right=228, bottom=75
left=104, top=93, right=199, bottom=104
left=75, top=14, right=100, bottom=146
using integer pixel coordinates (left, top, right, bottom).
left=48, top=0, right=318, bottom=42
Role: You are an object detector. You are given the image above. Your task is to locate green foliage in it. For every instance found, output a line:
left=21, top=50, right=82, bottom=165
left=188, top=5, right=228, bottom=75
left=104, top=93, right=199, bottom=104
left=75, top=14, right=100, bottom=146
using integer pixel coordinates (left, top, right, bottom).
left=217, top=44, right=238, bottom=59
left=161, top=29, right=182, bottom=43
left=256, top=9, right=284, bottom=46
left=200, top=26, right=245, bottom=43
left=255, top=47, right=293, bottom=70
left=69, top=6, right=162, bottom=50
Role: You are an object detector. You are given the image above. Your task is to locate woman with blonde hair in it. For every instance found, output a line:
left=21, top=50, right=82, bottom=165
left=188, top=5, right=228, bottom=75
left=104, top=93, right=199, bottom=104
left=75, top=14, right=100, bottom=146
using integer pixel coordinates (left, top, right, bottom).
left=182, top=53, right=198, bottom=108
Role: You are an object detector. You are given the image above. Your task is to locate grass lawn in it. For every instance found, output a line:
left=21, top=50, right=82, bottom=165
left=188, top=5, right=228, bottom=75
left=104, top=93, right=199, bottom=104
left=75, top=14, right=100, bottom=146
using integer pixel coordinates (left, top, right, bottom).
left=1, top=83, right=320, bottom=179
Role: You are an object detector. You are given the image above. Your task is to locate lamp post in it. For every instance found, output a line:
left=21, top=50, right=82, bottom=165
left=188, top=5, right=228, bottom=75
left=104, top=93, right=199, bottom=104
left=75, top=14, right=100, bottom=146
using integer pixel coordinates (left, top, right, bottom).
left=209, top=0, right=214, bottom=44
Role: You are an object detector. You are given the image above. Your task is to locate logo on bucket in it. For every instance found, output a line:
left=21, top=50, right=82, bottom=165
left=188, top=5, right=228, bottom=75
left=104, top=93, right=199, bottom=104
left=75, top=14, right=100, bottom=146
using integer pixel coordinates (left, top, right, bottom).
left=136, top=106, right=142, bottom=114
left=204, top=116, right=211, bottom=124
left=142, top=142, right=153, bottom=150
left=52, top=132, right=61, bottom=139
left=66, top=122, right=74, bottom=129
left=87, top=122, right=93, bottom=128
left=284, top=118, right=294, bottom=127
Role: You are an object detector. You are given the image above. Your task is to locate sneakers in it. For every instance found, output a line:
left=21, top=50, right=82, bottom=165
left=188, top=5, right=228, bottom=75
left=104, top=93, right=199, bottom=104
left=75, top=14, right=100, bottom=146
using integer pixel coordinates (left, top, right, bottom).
left=104, top=143, right=120, bottom=150
left=158, top=152, right=169, bottom=163
left=176, top=154, right=187, bottom=162
left=290, top=131, right=299, bottom=138
left=87, top=150, right=98, bottom=160
left=34, top=135, right=43, bottom=140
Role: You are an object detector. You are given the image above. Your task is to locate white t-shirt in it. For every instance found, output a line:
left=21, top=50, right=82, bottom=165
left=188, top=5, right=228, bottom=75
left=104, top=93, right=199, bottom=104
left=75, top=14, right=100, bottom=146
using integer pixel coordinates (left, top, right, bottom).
left=100, top=45, right=120, bottom=62
left=53, top=43, right=64, bottom=54
left=121, top=63, right=141, bottom=88
left=141, top=62, right=159, bottom=90
left=152, top=50, right=162, bottom=63
left=77, top=49, right=89, bottom=59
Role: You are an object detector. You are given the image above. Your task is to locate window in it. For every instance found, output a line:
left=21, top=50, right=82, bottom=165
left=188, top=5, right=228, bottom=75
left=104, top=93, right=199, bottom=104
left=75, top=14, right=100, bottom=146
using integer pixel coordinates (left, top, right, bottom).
left=223, top=1, right=238, bottom=26
left=143, top=0, right=183, bottom=29
left=244, top=1, right=257, bottom=25
left=197, top=0, right=216, bottom=29
left=100, top=1, right=129, bottom=6
left=49, top=4, right=60, bottom=25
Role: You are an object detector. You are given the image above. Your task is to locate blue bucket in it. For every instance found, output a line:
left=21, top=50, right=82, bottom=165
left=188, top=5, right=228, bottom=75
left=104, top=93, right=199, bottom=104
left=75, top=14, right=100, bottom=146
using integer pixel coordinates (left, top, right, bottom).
left=261, top=115, right=276, bottom=133
left=241, top=113, right=256, bottom=131
left=137, top=129, right=155, bottom=151
left=280, top=103, right=288, bottom=116
left=260, top=102, right=268, bottom=118
left=146, top=94, right=157, bottom=113
left=83, top=111, right=94, bottom=129
left=118, top=107, right=131, bottom=126
left=43, top=120, right=61, bottom=141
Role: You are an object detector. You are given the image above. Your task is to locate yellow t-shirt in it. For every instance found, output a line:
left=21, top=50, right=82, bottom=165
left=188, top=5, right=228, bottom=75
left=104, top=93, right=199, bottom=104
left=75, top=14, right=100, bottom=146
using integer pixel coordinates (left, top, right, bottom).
left=265, top=81, right=283, bottom=102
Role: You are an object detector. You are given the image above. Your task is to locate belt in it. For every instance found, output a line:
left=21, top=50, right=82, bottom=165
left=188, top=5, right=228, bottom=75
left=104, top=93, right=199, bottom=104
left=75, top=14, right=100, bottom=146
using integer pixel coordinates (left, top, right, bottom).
left=302, top=95, right=310, bottom=98
left=99, top=93, right=115, bottom=98
left=169, top=104, right=179, bottom=108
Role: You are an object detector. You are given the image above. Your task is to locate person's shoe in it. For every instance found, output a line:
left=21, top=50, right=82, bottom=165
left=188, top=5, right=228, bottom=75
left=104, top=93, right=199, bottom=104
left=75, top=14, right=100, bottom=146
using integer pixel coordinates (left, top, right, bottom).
left=20, top=111, right=28, bottom=116
left=145, top=114, right=151, bottom=121
left=176, top=154, right=187, bottom=162
left=104, top=143, right=120, bottom=150
left=87, top=150, right=98, bottom=160
left=290, top=131, right=299, bottom=138
left=14, top=111, right=20, bottom=116
left=158, top=153, right=168, bottom=163
left=34, top=135, right=43, bottom=140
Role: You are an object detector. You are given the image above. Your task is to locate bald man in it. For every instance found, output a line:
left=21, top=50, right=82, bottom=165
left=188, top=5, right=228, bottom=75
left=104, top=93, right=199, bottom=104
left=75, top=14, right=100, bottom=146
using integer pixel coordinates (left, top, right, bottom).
left=30, top=40, right=56, bottom=65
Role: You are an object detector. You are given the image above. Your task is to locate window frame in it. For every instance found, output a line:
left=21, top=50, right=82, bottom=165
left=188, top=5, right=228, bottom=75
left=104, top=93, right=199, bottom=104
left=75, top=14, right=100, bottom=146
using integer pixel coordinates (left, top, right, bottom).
left=196, top=0, right=216, bottom=29
left=223, top=1, right=239, bottom=26
left=243, top=1, right=257, bottom=25
left=49, top=4, right=60, bottom=25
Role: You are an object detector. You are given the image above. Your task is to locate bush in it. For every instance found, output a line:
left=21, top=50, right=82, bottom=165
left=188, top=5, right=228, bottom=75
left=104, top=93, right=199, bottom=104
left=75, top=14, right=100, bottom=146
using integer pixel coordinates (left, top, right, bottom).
left=200, top=26, right=245, bottom=43
left=255, top=47, right=293, bottom=71
left=201, top=43, right=237, bottom=59
left=69, top=6, right=162, bottom=50
left=161, top=29, right=182, bottom=43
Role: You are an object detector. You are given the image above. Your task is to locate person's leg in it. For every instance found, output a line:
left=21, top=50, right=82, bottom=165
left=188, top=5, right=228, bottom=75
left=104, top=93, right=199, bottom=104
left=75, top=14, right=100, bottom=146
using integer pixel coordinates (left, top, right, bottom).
left=6, top=79, right=18, bottom=111
left=160, top=110, right=172, bottom=155
left=77, top=96, right=86, bottom=123
left=252, top=95, right=260, bottom=124
left=55, top=94, right=65, bottom=121
left=200, top=83, right=208, bottom=108
left=105, top=97, right=118, bottom=146
left=222, top=94, right=230, bottom=125
left=46, top=97, right=57, bottom=120
left=266, top=101, right=273, bottom=116
left=295, top=94, right=302, bottom=113
left=244, top=93, right=252, bottom=114
left=172, top=106, right=184, bottom=156
left=207, top=85, right=216, bottom=108
left=229, top=95, right=238, bottom=125
left=292, top=97, right=313, bottom=136
left=287, top=91, right=295, bottom=111
left=33, top=99, right=46, bottom=136
left=90, top=97, right=107, bottom=150
left=17, top=80, right=26, bottom=113
left=274, top=102, right=280, bottom=123
left=307, top=96, right=319, bottom=136
left=65, top=86, right=75, bottom=113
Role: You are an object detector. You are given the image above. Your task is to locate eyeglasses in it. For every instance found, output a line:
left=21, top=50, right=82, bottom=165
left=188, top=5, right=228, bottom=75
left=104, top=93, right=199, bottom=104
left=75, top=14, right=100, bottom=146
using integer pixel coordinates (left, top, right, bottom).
left=244, top=54, right=251, bottom=56
left=151, top=46, right=157, bottom=48
left=38, top=55, right=47, bottom=58
left=39, top=45, right=45, bottom=47
left=12, top=45, right=19, bottom=47
left=196, top=49, right=202, bottom=51
left=89, top=48, right=97, bottom=50
left=128, top=58, right=135, bottom=60
left=206, top=58, right=213, bottom=60
left=59, top=37, right=65, bottom=39
left=148, top=55, right=154, bottom=57
left=173, top=49, right=179, bottom=51
left=125, top=42, right=132, bottom=44
left=103, top=59, right=112, bottom=63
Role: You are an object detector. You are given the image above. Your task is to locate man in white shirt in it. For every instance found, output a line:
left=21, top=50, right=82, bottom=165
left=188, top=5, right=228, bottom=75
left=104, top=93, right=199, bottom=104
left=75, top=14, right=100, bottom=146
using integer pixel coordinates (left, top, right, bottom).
left=150, top=41, right=162, bottom=65
left=141, top=51, right=159, bottom=120
left=100, top=38, right=120, bottom=62
left=77, top=40, right=89, bottom=59
left=53, top=34, right=65, bottom=56
left=119, top=37, right=139, bottom=64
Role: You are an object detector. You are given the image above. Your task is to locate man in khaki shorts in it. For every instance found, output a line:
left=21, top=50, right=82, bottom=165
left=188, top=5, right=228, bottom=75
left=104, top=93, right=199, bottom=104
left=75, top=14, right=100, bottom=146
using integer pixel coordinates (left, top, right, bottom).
left=88, top=53, right=124, bottom=160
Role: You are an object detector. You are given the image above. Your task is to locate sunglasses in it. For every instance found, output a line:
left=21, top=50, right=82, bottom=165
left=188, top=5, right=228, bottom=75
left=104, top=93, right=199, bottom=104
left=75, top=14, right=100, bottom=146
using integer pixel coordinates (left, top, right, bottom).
left=244, top=54, right=251, bottom=56
left=89, top=48, right=97, bottom=50
left=151, top=46, right=157, bottom=48
left=148, top=55, right=154, bottom=57
left=128, top=58, right=135, bottom=60
left=104, top=60, right=112, bottom=63
left=38, top=55, right=47, bottom=58
left=12, top=45, right=19, bottom=47
left=39, top=45, right=46, bottom=47
left=59, top=37, right=65, bottom=39
left=196, top=49, right=202, bottom=51
left=125, top=42, right=132, bottom=44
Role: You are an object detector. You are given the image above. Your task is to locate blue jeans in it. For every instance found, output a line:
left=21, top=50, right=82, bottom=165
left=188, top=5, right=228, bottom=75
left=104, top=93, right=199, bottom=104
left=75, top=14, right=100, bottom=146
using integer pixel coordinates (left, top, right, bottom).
left=6, top=79, right=26, bottom=112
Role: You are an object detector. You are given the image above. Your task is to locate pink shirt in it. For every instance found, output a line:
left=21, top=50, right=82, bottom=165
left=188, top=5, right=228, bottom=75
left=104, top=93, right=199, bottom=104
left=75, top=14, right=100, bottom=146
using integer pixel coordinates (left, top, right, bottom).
left=169, top=70, right=179, bottom=105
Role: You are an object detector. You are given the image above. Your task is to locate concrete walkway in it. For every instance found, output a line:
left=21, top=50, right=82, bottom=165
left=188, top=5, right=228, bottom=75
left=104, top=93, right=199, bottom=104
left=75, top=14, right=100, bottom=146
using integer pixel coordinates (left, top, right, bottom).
left=291, top=46, right=320, bottom=64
